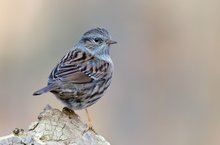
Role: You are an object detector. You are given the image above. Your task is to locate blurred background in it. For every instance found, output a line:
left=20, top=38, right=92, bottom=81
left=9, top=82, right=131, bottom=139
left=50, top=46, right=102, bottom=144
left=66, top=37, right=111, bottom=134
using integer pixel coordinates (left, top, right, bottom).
left=0, top=0, right=220, bottom=145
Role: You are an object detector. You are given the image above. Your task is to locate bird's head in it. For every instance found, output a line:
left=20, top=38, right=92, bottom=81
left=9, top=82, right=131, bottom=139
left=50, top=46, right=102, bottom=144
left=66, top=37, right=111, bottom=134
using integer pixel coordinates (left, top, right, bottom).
left=77, top=27, right=117, bottom=58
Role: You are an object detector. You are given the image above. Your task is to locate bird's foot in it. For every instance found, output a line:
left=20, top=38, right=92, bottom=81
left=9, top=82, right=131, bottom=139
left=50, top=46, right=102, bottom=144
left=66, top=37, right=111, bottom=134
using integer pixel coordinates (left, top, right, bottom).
left=62, top=107, right=77, bottom=119
left=83, top=123, right=97, bottom=134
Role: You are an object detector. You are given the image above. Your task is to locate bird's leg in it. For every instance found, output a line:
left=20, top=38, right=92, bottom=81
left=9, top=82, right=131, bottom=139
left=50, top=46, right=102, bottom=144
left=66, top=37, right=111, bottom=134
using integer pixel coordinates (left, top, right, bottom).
left=85, top=108, right=96, bottom=134
left=85, top=108, right=93, bottom=128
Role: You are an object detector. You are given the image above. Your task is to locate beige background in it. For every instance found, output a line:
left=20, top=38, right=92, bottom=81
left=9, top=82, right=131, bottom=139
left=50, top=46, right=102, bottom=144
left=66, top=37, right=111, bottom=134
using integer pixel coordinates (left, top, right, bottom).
left=0, top=0, right=220, bottom=145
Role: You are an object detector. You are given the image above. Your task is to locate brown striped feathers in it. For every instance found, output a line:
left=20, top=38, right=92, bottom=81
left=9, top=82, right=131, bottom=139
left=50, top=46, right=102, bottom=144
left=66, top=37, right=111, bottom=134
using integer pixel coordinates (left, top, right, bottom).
left=33, top=27, right=116, bottom=110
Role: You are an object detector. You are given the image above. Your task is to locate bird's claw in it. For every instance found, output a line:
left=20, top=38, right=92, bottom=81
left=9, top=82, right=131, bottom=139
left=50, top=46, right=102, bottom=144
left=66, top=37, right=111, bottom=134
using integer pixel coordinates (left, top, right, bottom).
left=83, top=124, right=97, bottom=134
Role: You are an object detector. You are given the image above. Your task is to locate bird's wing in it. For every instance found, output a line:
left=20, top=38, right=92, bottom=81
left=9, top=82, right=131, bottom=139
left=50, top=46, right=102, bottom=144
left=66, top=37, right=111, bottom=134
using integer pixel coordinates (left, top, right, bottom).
left=49, top=48, right=110, bottom=84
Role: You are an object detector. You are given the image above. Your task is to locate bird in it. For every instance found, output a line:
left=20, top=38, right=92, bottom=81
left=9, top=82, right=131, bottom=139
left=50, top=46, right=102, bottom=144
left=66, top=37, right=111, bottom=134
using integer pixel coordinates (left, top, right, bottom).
left=33, top=27, right=117, bottom=131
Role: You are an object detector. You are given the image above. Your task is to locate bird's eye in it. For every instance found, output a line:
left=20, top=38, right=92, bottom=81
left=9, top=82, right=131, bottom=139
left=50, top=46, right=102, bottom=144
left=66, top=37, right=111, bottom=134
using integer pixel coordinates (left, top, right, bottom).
left=94, top=38, right=103, bottom=43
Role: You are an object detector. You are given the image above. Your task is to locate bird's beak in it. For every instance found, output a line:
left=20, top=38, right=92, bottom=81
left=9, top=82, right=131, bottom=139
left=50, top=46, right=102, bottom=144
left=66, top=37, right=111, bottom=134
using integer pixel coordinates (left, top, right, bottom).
left=106, top=39, right=117, bottom=45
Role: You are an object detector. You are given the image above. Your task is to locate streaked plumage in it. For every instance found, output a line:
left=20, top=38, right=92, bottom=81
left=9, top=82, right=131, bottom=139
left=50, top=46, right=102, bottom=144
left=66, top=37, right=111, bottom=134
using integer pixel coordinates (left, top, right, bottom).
left=33, top=28, right=116, bottom=110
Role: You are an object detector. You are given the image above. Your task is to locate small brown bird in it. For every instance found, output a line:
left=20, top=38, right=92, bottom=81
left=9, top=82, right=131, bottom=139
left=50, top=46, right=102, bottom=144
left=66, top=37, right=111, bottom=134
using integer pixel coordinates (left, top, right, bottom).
left=33, top=27, right=116, bottom=130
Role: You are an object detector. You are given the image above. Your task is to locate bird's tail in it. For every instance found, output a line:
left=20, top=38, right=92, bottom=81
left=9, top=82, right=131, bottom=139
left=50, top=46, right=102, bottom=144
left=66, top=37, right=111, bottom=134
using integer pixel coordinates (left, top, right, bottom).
left=33, top=84, right=58, bottom=96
